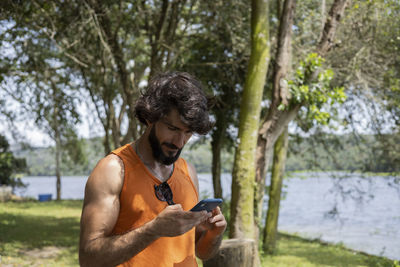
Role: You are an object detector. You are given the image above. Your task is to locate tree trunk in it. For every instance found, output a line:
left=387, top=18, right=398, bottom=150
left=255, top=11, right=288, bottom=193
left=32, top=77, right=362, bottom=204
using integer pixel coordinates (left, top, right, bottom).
left=254, top=0, right=296, bottom=240
left=148, top=0, right=170, bottom=79
left=229, top=0, right=270, bottom=243
left=320, top=0, right=326, bottom=38
left=110, top=104, right=121, bottom=148
left=317, top=0, right=348, bottom=56
left=211, top=129, right=223, bottom=199
left=211, top=105, right=230, bottom=199
left=55, top=130, right=61, bottom=201
left=203, top=239, right=258, bottom=267
left=103, top=131, right=112, bottom=155
left=53, top=91, right=62, bottom=201
left=263, top=126, right=288, bottom=253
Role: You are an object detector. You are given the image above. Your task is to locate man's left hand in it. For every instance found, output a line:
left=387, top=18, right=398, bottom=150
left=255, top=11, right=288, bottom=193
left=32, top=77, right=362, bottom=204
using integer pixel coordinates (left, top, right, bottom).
left=198, top=206, right=227, bottom=236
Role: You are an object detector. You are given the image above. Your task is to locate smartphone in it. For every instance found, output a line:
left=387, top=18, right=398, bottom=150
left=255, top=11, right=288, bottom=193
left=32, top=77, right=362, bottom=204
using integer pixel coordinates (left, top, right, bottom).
left=190, top=198, right=223, bottom=212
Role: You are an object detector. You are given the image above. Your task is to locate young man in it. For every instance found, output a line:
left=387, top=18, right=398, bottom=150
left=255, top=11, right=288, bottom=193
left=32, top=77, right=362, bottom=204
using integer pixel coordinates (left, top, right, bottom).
left=79, top=72, right=227, bottom=267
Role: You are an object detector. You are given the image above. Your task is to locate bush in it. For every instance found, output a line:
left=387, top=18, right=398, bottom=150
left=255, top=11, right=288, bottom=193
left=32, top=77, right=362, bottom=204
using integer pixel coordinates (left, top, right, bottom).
left=0, top=135, right=27, bottom=187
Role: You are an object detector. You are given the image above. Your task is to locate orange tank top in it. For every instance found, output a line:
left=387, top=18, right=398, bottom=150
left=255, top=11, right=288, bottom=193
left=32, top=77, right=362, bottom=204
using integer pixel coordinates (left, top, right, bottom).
left=111, top=143, right=199, bottom=267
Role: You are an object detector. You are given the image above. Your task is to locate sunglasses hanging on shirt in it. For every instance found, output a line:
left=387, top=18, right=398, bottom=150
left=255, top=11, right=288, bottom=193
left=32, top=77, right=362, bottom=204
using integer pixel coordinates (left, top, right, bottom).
left=154, top=182, right=175, bottom=205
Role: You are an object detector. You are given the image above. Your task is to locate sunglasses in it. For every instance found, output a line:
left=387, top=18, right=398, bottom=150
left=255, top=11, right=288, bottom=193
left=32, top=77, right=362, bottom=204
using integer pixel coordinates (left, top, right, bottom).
left=154, top=182, right=175, bottom=205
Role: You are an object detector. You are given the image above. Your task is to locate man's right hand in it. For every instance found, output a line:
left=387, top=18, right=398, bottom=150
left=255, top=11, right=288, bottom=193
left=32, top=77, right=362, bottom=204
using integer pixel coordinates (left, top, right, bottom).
left=150, top=204, right=211, bottom=237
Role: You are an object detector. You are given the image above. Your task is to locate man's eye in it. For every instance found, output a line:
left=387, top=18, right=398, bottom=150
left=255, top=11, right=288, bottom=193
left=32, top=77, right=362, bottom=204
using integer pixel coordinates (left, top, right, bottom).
left=168, top=127, right=177, bottom=131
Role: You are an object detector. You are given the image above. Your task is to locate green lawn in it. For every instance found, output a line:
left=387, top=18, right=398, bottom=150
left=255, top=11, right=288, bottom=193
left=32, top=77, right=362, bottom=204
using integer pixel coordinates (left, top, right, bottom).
left=0, top=200, right=397, bottom=267
left=260, top=234, right=397, bottom=267
left=0, top=200, right=82, bottom=266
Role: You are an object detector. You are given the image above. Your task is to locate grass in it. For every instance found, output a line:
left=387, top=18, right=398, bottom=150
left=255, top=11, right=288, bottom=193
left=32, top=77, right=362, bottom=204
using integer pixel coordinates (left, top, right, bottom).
left=0, top=200, right=398, bottom=267
left=260, top=234, right=397, bottom=267
left=0, top=200, right=82, bottom=266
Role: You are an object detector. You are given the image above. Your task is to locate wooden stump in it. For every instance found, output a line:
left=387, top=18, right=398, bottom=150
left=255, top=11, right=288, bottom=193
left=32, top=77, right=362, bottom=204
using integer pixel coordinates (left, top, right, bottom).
left=203, top=238, right=258, bottom=267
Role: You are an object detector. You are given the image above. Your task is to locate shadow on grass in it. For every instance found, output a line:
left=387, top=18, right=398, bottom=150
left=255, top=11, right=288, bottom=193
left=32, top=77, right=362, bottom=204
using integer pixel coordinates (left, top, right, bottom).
left=276, top=233, right=394, bottom=267
left=0, top=211, right=80, bottom=250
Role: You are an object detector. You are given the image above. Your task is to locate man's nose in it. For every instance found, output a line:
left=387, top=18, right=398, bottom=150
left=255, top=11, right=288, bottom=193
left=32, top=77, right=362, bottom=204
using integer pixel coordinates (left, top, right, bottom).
left=172, top=132, right=186, bottom=149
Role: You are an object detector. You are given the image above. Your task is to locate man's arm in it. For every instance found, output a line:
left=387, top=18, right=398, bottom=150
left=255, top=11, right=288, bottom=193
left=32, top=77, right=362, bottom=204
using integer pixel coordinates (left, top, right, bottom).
left=186, top=162, right=227, bottom=260
left=79, top=154, right=210, bottom=267
left=79, top=154, right=159, bottom=267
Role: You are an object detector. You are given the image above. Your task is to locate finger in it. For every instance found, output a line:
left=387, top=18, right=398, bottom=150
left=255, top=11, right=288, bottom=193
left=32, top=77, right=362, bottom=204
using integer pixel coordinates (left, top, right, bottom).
left=183, top=210, right=208, bottom=220
left=209, top=214, right=224, bottom=223
left=211, top=206, right=222, bottom=215
left=196, top=212, right=212, bottom=224
left=214, top=221, right=227, bottom=228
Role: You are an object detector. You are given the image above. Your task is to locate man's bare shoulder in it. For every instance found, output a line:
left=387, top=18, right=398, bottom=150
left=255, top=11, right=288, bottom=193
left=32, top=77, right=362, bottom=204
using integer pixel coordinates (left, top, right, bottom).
left=86, top=154, right=125, bottom=197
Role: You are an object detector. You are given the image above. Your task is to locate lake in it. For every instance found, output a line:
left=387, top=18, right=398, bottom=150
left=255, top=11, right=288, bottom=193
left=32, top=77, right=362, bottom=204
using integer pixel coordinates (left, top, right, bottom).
left=14, top=172, right=400, bottom=261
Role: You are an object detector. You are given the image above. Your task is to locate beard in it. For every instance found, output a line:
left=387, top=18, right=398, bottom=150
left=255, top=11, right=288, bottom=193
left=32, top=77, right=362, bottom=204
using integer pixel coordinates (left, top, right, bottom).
left=148, top=125, right=182, bottom=165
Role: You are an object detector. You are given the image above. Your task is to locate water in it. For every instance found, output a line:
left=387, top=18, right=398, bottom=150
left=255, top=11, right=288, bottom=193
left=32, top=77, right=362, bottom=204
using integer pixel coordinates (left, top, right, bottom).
left=14, top=172, right=400, bottom=260
left=15, top=176, right=88, bottom=200
left=276, top=172, right=400, bottom=261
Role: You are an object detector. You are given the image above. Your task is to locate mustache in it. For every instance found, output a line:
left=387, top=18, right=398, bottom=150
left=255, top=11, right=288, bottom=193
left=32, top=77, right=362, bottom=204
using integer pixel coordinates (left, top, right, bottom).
left=162, top=143, right=179, bottom=150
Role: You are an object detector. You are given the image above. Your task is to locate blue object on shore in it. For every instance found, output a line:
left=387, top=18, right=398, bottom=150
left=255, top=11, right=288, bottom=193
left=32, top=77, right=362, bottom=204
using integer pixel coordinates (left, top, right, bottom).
left=38, top=194, right=52, bottom=202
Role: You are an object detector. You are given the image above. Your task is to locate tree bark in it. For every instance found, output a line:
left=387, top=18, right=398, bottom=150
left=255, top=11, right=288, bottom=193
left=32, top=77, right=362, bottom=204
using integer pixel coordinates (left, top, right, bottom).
left=211, top=127, right=223, bottom=199
left=110, top=103, right=121, bottom=148
left=317, top=0, right=348, bottom=56
left=53, top=88, right=62, bottom=201
left=229, top=4, right=270, bottom=266
left=211, top=97, right=232, bottom=200
left=254, top=0, right=296, bottom=240
left=263, top=126, right=288, bottom=253
left=203, top=239, right=258, bottom=267
left=149, top=0, right=171, bottom=79
left=55, top=128, right=61, bottom=201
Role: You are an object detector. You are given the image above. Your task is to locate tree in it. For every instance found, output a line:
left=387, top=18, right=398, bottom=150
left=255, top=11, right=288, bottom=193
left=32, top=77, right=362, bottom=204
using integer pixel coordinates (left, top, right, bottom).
left=1, top=0, right=204, bottom=154
left=0, top=135, right=26, bottom=187
left=254, top=0, right=349, bottom=238
left=326, top=0, right=400, bottom=165
left=0, top=6, right=87, bottom=199
left=181, top=0, right=249, bottom=199
left=262, top=126, right=288, bottom=253
left=229, top=0, right=271, bottom=244
left=262, top=0, right=295, bottom=253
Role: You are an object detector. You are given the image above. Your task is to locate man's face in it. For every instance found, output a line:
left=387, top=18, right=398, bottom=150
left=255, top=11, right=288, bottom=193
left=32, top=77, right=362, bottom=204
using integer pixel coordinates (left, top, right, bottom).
left=148, top=109, right=193, bottom=165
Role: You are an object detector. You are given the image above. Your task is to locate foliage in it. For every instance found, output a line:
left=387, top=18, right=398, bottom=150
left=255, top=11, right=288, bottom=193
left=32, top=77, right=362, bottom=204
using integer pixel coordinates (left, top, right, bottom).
left=0, top=135, right=26, bottom=186
left=13, top=137, right=101, bottom=176
left=285, top=53, right=347, bottom=128
left=327, top=0, right=400, bottom=133
left=11, top=132, right=400, bottom=176
left=179, top=0, right=249, bottom=198
left=0, top=4, right=87, bottom=180
left=287, top=133, right=400, bottom=173
left=1, top=0, right=233, bottom=152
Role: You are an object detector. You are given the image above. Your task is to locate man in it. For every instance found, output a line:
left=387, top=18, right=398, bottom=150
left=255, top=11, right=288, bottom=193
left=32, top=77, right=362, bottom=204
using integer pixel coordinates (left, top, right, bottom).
left=79, top=71, right=227, bottom=267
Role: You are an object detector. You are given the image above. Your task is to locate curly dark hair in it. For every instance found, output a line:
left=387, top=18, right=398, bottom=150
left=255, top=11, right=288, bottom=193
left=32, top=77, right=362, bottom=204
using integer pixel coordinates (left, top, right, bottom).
left=135, top=71, right=214, bottom=135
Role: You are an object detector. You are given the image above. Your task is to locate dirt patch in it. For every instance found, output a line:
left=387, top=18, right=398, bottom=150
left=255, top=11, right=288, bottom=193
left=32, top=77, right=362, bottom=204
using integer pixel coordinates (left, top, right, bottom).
left=20, top=246, right=62, bottom=259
